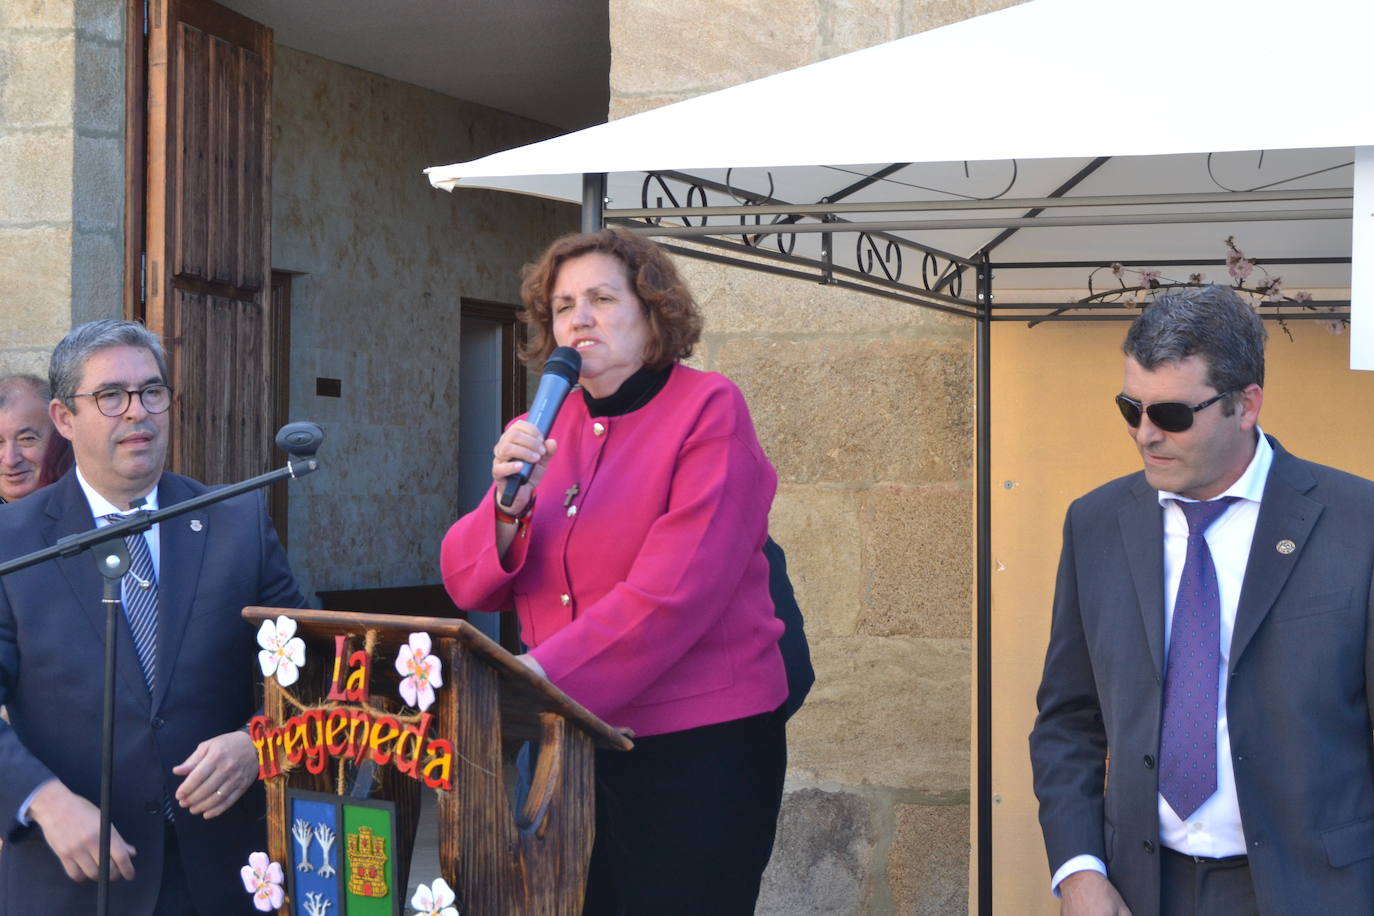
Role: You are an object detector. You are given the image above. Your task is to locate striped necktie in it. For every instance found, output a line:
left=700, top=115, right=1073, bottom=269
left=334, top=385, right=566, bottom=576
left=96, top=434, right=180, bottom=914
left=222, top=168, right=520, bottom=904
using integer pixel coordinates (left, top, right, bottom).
left=102, top=513, right=176, bottom=820
left=102, top=513, right=158, bottom=691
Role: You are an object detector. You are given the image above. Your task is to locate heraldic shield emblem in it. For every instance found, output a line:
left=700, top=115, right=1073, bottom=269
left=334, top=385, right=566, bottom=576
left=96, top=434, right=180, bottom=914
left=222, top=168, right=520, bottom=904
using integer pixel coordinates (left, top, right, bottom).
left=287, top=789, right=400, bottom=916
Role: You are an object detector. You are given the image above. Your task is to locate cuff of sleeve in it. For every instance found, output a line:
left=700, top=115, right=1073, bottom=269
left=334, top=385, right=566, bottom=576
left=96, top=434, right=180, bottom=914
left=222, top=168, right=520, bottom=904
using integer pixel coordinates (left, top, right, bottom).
left=16, top=777, right=57, bottom=830
left=493, top=495, right=532, bottom=575
left=1051, top=855, right=1107, bottom=897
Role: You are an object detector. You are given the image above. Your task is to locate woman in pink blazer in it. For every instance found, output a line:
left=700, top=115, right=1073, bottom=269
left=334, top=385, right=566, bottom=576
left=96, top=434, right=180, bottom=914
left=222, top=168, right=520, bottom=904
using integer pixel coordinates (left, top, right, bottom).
left=442, top=229, right=787, bottom=915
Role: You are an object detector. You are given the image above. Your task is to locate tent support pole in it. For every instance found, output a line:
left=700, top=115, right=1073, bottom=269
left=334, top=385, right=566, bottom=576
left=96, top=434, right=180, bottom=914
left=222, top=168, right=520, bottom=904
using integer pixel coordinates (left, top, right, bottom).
left=582, top=173, right=607, bottom=232
left=976, top=250, right=993, bottom=916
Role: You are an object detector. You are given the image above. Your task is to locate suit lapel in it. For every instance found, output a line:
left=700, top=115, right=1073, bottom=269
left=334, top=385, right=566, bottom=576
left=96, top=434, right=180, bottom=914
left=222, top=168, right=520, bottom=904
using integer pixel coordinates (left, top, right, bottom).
left=1230, top=441, right=1320, bottom=670
left=43, top=473, right=153, bottom=708
left=152, top=473, right=208, bottom=713
left=1119, top=475, right=1167, bottom=678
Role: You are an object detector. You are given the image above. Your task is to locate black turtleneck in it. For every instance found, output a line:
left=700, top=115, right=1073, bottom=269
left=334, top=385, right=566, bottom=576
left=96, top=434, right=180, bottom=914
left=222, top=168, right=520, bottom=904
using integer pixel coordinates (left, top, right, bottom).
left=582, top=363, right=673, bottom=418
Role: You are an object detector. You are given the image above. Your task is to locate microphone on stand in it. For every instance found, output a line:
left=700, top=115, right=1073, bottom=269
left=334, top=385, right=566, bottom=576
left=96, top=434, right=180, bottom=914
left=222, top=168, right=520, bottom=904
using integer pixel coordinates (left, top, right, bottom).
left=500, top=346, right=582, bottom=507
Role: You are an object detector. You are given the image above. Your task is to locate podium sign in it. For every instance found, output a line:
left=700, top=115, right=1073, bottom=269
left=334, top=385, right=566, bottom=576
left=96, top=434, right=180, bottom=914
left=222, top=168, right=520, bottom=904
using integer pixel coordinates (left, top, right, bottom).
left=241, top=607, right=631, bottom=916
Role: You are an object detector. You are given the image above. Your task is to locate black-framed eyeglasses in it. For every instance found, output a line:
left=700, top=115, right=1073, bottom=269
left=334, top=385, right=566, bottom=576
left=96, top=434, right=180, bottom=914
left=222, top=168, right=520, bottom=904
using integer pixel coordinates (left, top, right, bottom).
left=72, top=384, right=173, bottom=417
left=1115, top=390, right=1232, bottom=433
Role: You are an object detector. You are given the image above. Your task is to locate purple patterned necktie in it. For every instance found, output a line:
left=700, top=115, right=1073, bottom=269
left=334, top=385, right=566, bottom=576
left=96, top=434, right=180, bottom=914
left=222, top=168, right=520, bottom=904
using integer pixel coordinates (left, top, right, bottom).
left=1158, top=497, right=1238, bottom=820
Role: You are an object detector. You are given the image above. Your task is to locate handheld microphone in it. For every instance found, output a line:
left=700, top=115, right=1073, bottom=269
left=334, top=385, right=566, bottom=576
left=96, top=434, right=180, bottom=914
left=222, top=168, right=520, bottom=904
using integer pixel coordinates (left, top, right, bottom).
left=500, top=346, right=582, bottom=507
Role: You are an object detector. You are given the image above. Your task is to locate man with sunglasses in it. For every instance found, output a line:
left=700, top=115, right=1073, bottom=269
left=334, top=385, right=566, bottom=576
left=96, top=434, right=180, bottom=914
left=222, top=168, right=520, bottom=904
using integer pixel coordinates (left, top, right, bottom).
left=0, top=319, right=304, bottom=914
left=1030, top=286, right=1374, bottom=915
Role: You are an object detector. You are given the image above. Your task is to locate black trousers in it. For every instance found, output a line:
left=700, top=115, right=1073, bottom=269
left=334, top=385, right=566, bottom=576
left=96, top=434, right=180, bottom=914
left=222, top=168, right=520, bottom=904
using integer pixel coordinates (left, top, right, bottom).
left=581, top=708, right=787, bottom=916
left=1161, top=847, right=1259, bottom=916
left=153, top=823, right=197, bottom=916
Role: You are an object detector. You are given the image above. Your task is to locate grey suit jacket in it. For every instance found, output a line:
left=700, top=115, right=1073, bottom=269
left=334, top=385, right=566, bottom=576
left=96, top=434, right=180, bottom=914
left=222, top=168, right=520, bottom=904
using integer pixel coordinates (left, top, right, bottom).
left=0, top=469, right=305, bottom=915
left=1030, top=437, right=1374, bottom=915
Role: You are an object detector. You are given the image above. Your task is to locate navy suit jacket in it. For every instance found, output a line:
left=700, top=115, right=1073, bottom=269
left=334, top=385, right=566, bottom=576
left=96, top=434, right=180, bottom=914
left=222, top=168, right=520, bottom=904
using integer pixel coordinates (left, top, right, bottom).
left=1030, top=437, right=1374, bottom=915
left=0, top=469, right=304, bottom=914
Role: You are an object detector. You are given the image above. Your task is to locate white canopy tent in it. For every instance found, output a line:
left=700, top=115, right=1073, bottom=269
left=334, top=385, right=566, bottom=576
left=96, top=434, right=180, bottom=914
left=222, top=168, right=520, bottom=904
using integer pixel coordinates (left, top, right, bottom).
left=425, top=0, right=1374, bottom=909
left=428, top=0, right=1371, bottom=335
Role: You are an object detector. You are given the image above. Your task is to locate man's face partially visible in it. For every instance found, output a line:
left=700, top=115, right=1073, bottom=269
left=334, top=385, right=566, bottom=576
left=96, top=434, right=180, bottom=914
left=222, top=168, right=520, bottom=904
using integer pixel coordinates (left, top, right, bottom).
left=1121, top=354, right=1262, bottom=501
left=0, top=392, right=52, bottom=501
left=50, top=346, right=169, bottom=508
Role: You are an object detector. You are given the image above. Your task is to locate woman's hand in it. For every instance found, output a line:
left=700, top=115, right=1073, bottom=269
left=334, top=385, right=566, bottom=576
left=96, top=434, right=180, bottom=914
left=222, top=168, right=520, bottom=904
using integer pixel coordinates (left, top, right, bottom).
left=491, top=420, right=558, bottom=515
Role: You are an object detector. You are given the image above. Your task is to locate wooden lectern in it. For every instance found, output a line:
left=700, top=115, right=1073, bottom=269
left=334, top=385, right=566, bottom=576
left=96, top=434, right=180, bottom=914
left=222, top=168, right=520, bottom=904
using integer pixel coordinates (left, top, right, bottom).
left=242, top=606, right=632, bottom=916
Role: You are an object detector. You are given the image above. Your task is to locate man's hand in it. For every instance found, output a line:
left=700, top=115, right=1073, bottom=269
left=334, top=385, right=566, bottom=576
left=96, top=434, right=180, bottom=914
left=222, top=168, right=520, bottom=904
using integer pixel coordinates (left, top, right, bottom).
left=1059, top=870, right=1131, bottom=916
left=28, top=780, right=137, bottom=882
left=172, top=730, right=257, bottom=819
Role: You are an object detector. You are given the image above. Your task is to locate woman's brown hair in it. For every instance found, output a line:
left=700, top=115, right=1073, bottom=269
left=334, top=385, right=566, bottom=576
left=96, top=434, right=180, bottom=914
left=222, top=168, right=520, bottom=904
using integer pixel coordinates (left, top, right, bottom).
left=518, top=228, right=703, bottom=368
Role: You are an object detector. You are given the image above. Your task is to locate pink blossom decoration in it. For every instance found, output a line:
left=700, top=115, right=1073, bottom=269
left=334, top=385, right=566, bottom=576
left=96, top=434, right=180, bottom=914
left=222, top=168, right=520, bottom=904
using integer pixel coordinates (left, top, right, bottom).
left=240, top=851, right=285, bottom=912
left=1293, top=290, right=1314, bottom=304
left=257, top=615, right=306, bottom=687
left=1323, top=318, right=1347, bottom=335
left=1225, top=240, right=1255, bottom=281
left=1139, top=269, right=1162, bottom=289
left=1223, top=235, right=1255, bottom=282
left=396, top=632, right=443, bottom=712
left=411, top=876, right=460, bottom=916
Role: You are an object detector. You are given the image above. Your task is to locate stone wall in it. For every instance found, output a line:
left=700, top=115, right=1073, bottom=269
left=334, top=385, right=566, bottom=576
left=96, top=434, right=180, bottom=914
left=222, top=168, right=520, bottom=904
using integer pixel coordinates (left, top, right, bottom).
left=611, top=0, right=1026, bottom=119
left=269, top=46, right=576, bottom=601
left=681, top=253, right=974, bottom=915
left=0, top=0, right=123, bottom=378
left=610, top=1, right=1025, bottom=911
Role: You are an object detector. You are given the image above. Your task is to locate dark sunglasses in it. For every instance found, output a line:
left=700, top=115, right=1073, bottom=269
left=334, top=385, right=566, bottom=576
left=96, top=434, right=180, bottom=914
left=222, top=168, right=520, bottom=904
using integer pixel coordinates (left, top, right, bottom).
left=1115, top=390, right=1232, bottom=433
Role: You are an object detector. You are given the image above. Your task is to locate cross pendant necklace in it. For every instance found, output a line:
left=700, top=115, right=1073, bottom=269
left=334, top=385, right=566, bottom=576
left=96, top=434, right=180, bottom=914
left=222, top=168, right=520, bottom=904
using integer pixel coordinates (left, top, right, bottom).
left=563, top=483, right=580, bottom=507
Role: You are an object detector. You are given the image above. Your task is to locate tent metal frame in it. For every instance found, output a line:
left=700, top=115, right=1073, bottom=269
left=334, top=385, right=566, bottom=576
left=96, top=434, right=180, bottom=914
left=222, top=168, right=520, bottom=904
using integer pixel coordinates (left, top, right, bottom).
left=580, top=160, right=1353, bottom=915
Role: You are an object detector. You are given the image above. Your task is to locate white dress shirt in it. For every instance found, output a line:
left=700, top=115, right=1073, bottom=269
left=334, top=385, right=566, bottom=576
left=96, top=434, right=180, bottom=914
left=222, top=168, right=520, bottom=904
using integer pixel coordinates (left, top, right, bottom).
left=74, top=466, right=162, bottom=582
left=1051, top=430, right=1272, bottom=893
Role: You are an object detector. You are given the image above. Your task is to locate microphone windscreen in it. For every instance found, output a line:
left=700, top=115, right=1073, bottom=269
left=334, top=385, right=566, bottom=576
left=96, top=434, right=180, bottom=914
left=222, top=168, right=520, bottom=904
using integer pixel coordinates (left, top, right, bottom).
left=544, top=346, right=582, bottom=384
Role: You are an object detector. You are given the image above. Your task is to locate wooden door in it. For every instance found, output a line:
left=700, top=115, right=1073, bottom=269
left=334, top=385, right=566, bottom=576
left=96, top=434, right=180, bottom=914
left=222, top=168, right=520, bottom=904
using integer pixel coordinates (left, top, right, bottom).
left=144, top=0, right=275, bottom=485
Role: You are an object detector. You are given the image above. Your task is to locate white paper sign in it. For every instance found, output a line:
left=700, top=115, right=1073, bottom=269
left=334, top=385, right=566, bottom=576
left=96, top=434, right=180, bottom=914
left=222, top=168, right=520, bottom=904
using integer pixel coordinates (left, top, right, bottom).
left=1352, top=146, right=1374, bottom=370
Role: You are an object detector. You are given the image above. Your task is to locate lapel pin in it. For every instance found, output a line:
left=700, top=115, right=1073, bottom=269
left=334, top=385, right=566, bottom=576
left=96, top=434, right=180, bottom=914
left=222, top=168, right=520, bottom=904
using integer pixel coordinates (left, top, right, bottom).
left=190, top=519, right=203, bottom=532
left=1276, top=539, right=1295, bottom=555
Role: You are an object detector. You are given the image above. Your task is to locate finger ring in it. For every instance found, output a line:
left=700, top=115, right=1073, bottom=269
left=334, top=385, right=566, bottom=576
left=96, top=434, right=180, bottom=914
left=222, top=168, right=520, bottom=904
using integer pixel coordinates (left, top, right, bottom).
left=215, top=789, right=224, bottom=797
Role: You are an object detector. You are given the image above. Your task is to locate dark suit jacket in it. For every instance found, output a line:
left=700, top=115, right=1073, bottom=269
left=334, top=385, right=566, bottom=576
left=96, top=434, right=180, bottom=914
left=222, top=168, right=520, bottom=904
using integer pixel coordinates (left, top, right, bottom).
left=763, top=537, right=813, bottom=721
left=1030, top=437, right=1374, bottom=915
left=0, top=469, right=304, bottom=914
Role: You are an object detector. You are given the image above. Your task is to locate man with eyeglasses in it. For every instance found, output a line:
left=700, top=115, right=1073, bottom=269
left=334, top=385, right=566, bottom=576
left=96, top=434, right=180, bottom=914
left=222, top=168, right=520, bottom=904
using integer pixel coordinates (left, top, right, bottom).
left=1030, top=285, right=1374, bottom=916
left=0, top=375, right=58, bottom=503
left=0, top=319, right=304, bottom=914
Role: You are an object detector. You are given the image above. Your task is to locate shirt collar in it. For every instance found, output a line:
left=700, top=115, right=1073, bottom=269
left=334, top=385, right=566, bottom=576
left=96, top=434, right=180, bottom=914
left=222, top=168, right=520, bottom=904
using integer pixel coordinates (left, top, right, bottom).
left=75, top=465, right=160, bottom=521
left=1156, top=426, right=1272, bottom=507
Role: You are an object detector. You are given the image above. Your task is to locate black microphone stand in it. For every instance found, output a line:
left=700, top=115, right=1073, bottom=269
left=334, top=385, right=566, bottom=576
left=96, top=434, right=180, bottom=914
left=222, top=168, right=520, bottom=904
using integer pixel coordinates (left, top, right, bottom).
left=0, top=422, right=325, bottom=916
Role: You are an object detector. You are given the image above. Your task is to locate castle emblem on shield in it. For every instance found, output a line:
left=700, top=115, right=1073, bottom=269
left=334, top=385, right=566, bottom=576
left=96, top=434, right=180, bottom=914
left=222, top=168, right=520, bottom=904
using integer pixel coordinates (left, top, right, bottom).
left=347, top=825, right=389, bottom=897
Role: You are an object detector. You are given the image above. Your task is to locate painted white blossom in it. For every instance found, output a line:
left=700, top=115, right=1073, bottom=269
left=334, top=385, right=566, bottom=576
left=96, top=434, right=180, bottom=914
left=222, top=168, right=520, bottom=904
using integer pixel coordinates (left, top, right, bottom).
left=257, top=615, right=306, bottom=687
left=411, top=877, right=459, bottom=916
left=240, top=851, right=285, bottom=912
left=396, top=632, right=443, bottom=711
